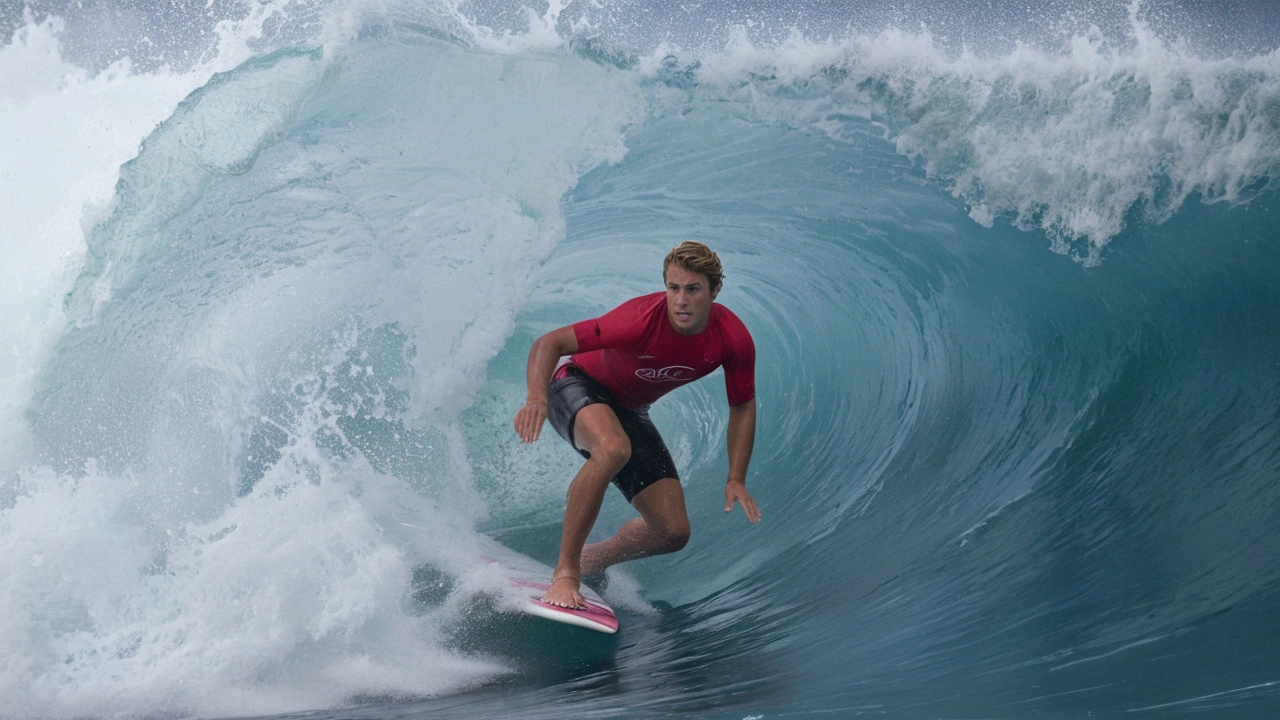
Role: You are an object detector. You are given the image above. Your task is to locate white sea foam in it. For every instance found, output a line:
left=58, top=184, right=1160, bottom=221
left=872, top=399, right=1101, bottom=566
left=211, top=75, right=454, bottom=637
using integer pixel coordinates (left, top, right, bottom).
left=0, top=3, right=643, bottom=715
left=0, top=14, right=194, bottom=472
left=0, top=1, right=353, bottom=477
left=664, top=4, right=1280, bottom=263
left=0, top=460, right=505, bottom=716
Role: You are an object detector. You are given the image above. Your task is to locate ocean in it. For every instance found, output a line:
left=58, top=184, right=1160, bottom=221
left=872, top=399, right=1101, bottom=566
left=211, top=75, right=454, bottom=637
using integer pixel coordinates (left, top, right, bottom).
left=2, top=0, right=1278, bottom=717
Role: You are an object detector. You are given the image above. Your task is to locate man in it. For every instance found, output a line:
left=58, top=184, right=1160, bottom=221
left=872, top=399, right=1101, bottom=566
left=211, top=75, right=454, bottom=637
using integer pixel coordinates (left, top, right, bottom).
left=513, top=241, right=760, bottom=609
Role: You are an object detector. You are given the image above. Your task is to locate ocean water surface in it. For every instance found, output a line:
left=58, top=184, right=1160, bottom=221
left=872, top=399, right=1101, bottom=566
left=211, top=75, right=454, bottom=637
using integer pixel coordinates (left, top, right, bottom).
left=2, top=0, right=1278, bottom=717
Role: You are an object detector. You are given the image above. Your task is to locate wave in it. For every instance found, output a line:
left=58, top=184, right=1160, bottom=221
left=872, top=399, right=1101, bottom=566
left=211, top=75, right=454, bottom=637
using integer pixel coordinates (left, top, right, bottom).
left=651, top=5, right=1280, bottom=264
left=2, top=1, right=1278, bottom=717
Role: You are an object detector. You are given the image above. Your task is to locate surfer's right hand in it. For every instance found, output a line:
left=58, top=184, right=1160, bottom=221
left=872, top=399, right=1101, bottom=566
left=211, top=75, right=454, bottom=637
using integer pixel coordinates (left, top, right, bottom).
left=514, top=400, right=548, bottom=443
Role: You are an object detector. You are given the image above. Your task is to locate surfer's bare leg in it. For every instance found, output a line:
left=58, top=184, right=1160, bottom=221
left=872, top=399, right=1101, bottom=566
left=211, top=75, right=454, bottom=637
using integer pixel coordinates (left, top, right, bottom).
left=544, top=403, right=631, bottom=609
left=581, top=477, right=690, bottom=575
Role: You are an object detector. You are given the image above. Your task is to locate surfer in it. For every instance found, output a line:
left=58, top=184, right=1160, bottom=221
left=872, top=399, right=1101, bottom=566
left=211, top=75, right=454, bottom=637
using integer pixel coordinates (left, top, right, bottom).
left=513, top=241, right=760, bottom=609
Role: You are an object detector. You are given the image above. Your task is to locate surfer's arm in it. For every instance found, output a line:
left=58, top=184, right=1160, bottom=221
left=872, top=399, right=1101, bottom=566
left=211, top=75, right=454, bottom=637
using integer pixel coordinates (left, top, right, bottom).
left=724, top=398, right=761, bottom=523
left=514, top=325, right=578, bottom=443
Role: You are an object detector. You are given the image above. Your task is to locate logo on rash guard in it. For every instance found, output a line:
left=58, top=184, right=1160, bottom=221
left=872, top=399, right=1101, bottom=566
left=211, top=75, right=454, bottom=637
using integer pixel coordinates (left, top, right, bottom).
left=636, top=366, right=695, bottom=382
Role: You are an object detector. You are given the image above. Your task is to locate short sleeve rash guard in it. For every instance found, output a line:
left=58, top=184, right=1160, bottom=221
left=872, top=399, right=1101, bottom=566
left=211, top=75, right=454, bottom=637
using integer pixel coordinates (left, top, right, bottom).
left=569, top=292, right=756, bottom=410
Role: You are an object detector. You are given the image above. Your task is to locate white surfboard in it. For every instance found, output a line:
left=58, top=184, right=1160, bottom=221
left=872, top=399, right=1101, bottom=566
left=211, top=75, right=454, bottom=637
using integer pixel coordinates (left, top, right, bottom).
left=478, top=535, right=619, bottom=634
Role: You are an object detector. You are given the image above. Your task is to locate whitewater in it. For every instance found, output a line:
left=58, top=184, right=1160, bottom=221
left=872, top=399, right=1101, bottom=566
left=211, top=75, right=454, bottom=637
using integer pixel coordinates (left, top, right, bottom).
left=1, top=0, right=1278, bottom=717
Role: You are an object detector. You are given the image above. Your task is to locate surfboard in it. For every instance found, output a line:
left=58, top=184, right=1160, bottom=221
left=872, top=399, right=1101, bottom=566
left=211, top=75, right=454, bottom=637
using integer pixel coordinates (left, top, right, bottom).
left=478, top=535, right=619, bottom=634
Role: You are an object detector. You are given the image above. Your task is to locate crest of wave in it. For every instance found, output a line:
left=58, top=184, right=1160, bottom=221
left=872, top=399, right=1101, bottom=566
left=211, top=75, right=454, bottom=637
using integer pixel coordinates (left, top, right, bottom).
left=663, top=1, right=1280, bottom=264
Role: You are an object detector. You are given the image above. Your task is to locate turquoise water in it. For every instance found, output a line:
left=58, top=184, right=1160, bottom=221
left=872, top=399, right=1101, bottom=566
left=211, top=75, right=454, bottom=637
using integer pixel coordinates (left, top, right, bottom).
left=2, top=1, right=1278, bottom=717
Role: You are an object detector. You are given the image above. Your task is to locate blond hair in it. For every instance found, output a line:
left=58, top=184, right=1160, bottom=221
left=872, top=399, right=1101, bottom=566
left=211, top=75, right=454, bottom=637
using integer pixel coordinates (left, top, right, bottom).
left=663, top=241, right=723, bottom=291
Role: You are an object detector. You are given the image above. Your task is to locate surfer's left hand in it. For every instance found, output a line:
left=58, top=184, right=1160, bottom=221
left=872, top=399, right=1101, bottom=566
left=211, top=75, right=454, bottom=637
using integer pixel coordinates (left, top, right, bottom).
left=725, top=480, right=761, bottom=523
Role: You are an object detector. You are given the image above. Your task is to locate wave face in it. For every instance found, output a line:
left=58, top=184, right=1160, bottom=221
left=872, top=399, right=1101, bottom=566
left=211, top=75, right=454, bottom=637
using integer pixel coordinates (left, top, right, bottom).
left=3, top=1, right=1279, bottom=718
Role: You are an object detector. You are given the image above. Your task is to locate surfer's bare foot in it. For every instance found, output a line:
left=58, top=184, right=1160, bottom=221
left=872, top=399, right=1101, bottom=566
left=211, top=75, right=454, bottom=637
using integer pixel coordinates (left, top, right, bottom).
left=542, top=575, right=585, bottom=609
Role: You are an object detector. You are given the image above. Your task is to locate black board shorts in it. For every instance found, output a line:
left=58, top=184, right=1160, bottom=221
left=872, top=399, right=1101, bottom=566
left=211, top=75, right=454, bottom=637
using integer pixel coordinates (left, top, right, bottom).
left=547, top=363, right=679, bottom=502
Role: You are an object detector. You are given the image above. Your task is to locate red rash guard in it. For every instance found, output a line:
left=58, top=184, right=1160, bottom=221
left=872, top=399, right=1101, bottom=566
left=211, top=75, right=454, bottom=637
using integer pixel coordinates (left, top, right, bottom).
left=569, top=292, right=756, bottom=410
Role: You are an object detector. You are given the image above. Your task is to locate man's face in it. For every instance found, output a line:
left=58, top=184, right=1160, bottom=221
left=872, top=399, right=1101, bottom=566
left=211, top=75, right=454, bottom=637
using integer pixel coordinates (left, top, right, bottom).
left=664, top=264, right=718, bottom=335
